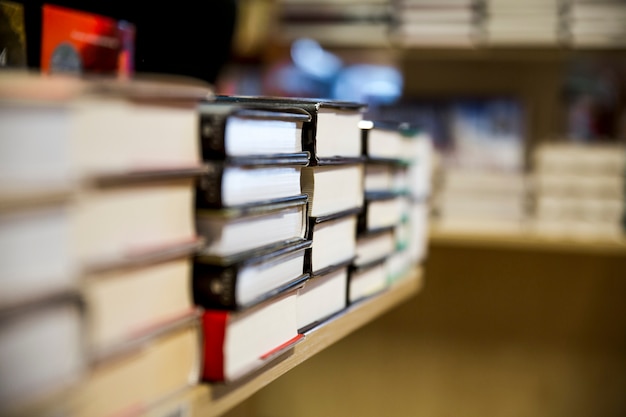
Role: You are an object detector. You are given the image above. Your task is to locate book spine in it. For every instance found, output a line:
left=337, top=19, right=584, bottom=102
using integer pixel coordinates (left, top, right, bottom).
left=361, top=128, right=369, bottom=157
left=201, top=310, right=228, bottom=382
left=357, top=201, right=369, bottom=234
left=196, top=163, right=225, bottom=208
left=302, top=113, right=319, bottom=164
left=200, top=114, right=228, bottom=159
left=193, top=265, right=238, bottom=309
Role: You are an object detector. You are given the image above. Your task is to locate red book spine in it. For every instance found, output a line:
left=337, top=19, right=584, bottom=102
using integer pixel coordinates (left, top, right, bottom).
left=201, top=310, right=228, bottom=381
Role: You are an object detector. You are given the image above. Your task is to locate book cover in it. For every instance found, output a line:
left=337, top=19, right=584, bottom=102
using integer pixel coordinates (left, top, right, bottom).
left=41, top=4, right=135, bottom=76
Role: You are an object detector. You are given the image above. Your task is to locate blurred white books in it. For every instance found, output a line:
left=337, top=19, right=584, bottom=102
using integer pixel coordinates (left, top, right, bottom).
left=0, top=297, right=84, bottom=413
left=390, top=0, right=485, bottom=47
left=0, top=72, right=211, bottom=196
left=530, top=142, right=626, bottom=239
left=434, top=169, right=529, bottom=233
left=567, top=0, right=626, bottom=48
left=485, top=0, right=566, bottom=46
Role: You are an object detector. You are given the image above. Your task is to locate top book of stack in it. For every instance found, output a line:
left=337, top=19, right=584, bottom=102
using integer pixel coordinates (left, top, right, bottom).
left=0, top=71, right=214, bottom=203
left=214, top=95, right=367, bottom=165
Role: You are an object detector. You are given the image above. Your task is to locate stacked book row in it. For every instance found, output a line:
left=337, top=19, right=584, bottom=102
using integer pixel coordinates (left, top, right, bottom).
left=0, top=72, right=431, bottom=417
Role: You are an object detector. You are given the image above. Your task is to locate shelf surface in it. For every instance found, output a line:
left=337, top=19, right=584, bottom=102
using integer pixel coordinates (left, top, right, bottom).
left=146, top=267, right=423, bottom=417
left=429, top=227, right=626, bottom=256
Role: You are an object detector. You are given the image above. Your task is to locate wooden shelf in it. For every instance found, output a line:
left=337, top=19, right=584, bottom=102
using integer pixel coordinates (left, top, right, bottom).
left=429, top=227, right=626, bottom=256
left=145, top=267, right=423, bottom=417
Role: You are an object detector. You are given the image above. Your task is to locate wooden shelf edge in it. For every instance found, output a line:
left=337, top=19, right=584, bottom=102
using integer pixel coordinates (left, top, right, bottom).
left=429, top=228, right=626, bottom=256
left=186, top=266, right=424, bottom=417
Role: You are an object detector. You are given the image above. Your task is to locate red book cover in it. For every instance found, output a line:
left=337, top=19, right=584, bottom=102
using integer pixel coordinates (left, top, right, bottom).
left=41, top=4, right=134, bottom=76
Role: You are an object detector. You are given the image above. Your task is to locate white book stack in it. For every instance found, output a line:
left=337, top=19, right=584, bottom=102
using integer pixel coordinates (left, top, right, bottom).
left=352, top=120, right=432, bottom=303
left=0, top=72, right=212, bottom=417
left=567, top=0, right=626, bottom=48
left=531, top=142, right=626, bottom=240
left=390, top=0, right=485, bottom=48
left=485, top=0, right=567, bottom=46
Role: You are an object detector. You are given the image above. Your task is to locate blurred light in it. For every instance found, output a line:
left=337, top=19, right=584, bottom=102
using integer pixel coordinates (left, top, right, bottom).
left=290, top=38, right=343, bottom=81
left=332, top=64, right=403, bottom=105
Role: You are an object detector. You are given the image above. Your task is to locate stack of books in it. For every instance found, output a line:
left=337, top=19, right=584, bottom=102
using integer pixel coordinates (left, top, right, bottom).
left=566, top=0, right=626, bottom=48
left=351, top=120, right=431, bottom=304
left=485, top=0, right=567, bottom=46
left=193, top=95, right=367, bottom=382
left=531, top=142, right=626, bottom=239
left=389, top=0, right=486, bottom=48
left=0, top=72, right=212, bottom=417
left=191, top=100, right=312, bottom=383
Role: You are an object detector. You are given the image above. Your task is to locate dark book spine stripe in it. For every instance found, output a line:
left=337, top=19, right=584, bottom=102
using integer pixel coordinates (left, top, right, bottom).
left=357, top=201, right=369, bottom=233
left=361, top=128, right=369, bottom=157
left=193, top=265, right=238, bottom=309
left=200, top=114, right=228, bottom=159
left=196, top=164, right=225, bottom=209
left=302, top=114, right=318, bottom=163
left=201, top=311, right=227, bottom=382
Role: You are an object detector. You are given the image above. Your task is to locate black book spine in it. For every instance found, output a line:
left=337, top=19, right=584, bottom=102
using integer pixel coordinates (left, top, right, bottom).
left=357, top=201, right=369, bottom=234
left=193, top=263, right=239, bottom=309
left=301, top=112, right=319, bottom=164
left=361, top=128, right=369, bottom=157
left=200, top=114, right=228, bottom=160
left=196, top=163, right=225, bottom=209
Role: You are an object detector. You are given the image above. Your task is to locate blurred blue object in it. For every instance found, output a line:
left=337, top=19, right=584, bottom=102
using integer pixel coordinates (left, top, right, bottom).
left=290, top=38, right=343, bottom=81
left=332, top=64, right=403, bottom=105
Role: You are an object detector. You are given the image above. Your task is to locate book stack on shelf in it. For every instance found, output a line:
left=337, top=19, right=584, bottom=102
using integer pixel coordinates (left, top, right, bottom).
left=485, top=0, right=567, bottom=46
left=276, top=0, right=392, bottom=47
left=190, top=100, right=313, bottom=383
left=352, top=120, right=432, bottom=304
left=431, top=98, right=529, bottom=234
left=0, top=72, right=213, bottom=417
left=566, top=0, right=626, bottom=48
left=530, top=142, right=626, bottom=240
left=389, top=0, right=486, bottom=48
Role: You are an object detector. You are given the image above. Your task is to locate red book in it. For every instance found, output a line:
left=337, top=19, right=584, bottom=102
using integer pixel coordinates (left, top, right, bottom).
left=41, top=4, right=135, bottom=76
left=201, top=288, right=304, bottom=382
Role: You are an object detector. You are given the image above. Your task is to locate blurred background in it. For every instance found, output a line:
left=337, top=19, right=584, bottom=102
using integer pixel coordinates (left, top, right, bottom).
left=213, top=1, right=626, bottom=416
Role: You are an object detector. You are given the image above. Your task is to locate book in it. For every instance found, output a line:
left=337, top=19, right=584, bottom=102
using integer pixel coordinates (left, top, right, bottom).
left=358, top=192, right=404, bottom=233
left=195, top=156, right=309, bottom=209
left=195, top=195, right=308, bottom=260
left=354, top=226, right=396, bottom=267
left=215, top=95, right=367, bottom=164
left=364, top=160, right=407, bottom=194
left=0, top=294, right=85, bottom=414
left=305, top=209, right=359, bottom=275
left=301, top=163, right=364, bottom=218
left=0, top=71, right=213, bottom=195
left=41, top=4, right=135, bottom=76
left=201, top=287, right=303, bottom=382
left=70, top=314, right=201, bottom=417
left=198, top=101, right=311, bottom=159
left=359, top=119, right=421, bottom=162
left=296, top=264, right=349, bottom=333
left=83, top=253, right=198, bottom=358
left=0, top=1, right=27, bottom=68
left=0, top=176, right=201, bottom=310
left=193, top=239, right=311, bottom=310
left=348, top=258, right=388, bottom=304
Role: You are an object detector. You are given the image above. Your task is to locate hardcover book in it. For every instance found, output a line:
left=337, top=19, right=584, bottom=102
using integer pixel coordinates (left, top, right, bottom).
left=296, top=263, right=349, bottom=333
left=305, top=208, right=359, bottom=275
left=196, top=155, right=309, bottom=209
left=193, top=239, right=311, bottom=310
left=195, top=195, right=308, bottom=260
left=201, top=286, right=303, bottom=382
left=198, top=101, right=311, bottom=160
